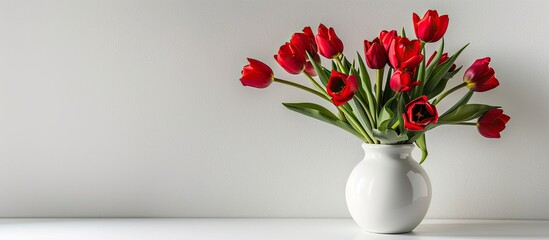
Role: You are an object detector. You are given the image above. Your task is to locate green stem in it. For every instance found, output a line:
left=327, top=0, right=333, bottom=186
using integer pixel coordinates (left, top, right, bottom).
left=334, top=56, right=347, bottom=74
left=448, top=122, right=477, bottom=126
left=355, top=96, right=375, bottom=129
left=274, top=78, right=330, bottom=101
left=303, top=72, right=329, bottom=98
left=338, top=106, right=374, bottom=144
left=414, top=42, right=426, bottom=98
left=391, top=120, right=400, bottom=130
left=375, top=68, right=384, bottom=112
left=433, top=82, right=467, bottom=105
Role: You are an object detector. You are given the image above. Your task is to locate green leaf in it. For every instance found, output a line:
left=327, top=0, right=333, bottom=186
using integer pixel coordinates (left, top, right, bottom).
left=343, top=56, right=352, bottom=71
left=426, top=66, right=463, bottom=99
left=348, top=98, right=374, bottom=139
left=439, top=104, right=499, bottom=124
left=307, top=51, right=329, bottom=86
left=282, top=102, right=367, bottom=142
left=415, top=134, right=428, bottom=164
left=424, top=43, right=469, bottom=95
left=440, top=90, right=474, bottom=118
left=425, top=38, right=445, bottom=80
left=373, top=129, right=409, bottom=144
left=357, top=52, right=376, bottom=121
left=350, top=65, right=367, bottom=103
left=356, top=53, right=373, bottom=92
left=401, top=27, right=406, bottom=37
left=413, top=46, right=426, bottom=98
left=283, top=102, right=338, bottom=119
left=377, top=96, right=396, bottom=131
left=382, top=67, right=395, bottom=104
left=332, top=60, right=339, bottom=72
left=397, top=95, right=405, bottom=132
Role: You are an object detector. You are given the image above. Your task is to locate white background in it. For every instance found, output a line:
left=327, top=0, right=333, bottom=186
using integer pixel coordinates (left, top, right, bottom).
left=0, top=0, right=547, bottom=219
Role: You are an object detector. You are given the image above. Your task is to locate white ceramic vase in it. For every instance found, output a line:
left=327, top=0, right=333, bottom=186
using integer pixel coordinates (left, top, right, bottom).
left=345, top=143, right=432, bottom=234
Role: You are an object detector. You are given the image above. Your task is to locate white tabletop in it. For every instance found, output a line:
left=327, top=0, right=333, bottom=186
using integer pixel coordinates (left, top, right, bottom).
left=0, top=218, right=547, bottom=240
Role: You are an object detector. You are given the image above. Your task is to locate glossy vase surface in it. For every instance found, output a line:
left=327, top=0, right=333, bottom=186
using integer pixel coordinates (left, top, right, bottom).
left=345, top=143, right=431, bottom=233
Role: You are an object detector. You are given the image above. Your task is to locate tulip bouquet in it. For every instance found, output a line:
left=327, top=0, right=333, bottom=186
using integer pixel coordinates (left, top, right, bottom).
left=240, top=10, right=509, bottom=163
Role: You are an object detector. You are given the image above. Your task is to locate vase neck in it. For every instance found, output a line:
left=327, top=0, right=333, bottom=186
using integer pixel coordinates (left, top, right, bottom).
left=361, top=143, right=414, bottom=160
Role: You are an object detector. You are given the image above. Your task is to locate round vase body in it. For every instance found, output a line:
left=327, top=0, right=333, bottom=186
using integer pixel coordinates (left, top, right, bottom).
left=345, top=143, right=431, bottom=233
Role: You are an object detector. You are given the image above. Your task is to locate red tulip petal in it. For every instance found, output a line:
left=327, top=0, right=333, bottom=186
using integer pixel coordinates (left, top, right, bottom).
left=316, top=36, right=336, bottom=58
left=347, top=75, right=358, bottom=92
left=402, top=55, right=424, bottom=70
left=303, top=26, right=314, bottom=38
left=328, top=27, right=344, bottom=54
left=478, top=124, right=501, bottom=138
left=304, top=62, right=317, bottom=76
left=500, top=114, right=511, bottom=123
left=432, top=15, right=449, bottom=41
left=247, top=58, right=273, bottom=75
left=412, top=13, right=421, bottom=37
left=474, top=75, right=499, bottom=92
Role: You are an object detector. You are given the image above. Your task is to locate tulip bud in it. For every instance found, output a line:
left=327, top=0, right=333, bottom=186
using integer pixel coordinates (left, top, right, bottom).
left=379, top=30, right=397, bottom=52
left=291, top=27, right=319, bottom=60
left=291, top=26, right=320, bottom=76
left=364, top=38, right=387, bottom=69
left=240, top=58, right=274, bottom=88
left=274, top=42, right=306, bottom=75
left=390, top=69, right=420, bottom=92
left=315, top=24, right=344, bottom=59
left=413, top=10, right=449, bottom=43
left=427, top=51, right=456, bottom=72
left=464, top=57, right=499, bottom=92
left=477, top=109, right=510, bottom=138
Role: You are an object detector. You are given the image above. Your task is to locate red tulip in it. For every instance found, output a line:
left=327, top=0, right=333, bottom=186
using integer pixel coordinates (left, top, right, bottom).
left=274, top=42, right=306, bottom=75
left=388, top=37, right=424, bottom=70
left=413, top=10, right=449, bottom=43
left=315, top=24, right=344, bottom=59
left=291, top=27, right=319, bottom=59
left=464, top=57, right=499, bottom=92
left=403, top=96, right=438, bottom=131
left=240, top=58, right=274, bottom=88
left=477, top=109, right=510, bottom=138
left=291, top=26, right=320, bottom=76
left=390, top=69, right=420, bottom=92
left=427, top=51, right=456, bottom=72
left=326, top=70, right=357, bottom=106
left=379, top=30, right=397, bottom=52
left=364, top=38, right=387, bottom=69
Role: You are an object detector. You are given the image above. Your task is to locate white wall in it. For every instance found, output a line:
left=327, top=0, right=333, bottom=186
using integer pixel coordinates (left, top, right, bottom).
left=0, top=0, right=547, bottom=219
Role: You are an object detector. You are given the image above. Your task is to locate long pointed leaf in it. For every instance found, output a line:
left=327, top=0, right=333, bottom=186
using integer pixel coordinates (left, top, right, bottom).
left=426, top=66, right=463, bottom=99
left=413, top=43, right=426, bottom=98
left=439, top=104, right=500, bottom=124
left=382, top=67, right=394, bottom=104
left=378, top=96, right=396, bottom=131
left=425, top=38, right=445, bottom=80
left=282, top=102, right=367, bottom=142
left=416, top=134, right=428, bottom=164
left=425, top=43, right=469, bottom=94
left=440, top=90, right=474, bottom=119
left=307, top=51, right=329, bottom=86
left=349, top=99, right=375, bottom=140
left=357, top=52, right=377, bottom=122
left=397, top=95, right=405, bottom=132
